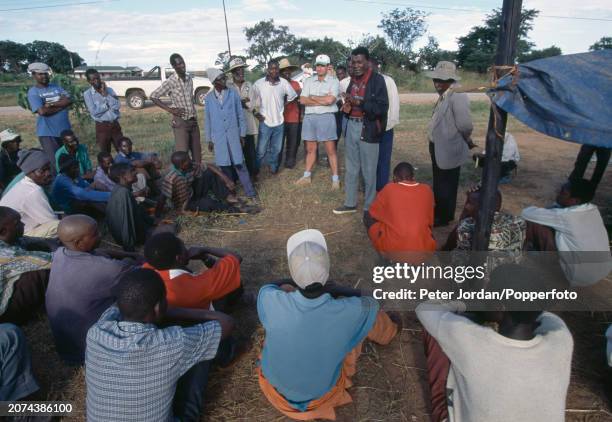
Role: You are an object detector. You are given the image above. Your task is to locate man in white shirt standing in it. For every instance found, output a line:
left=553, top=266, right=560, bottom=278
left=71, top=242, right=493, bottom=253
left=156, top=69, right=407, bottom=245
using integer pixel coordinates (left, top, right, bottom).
left=0, top=149, right=58, bottom=238
left=295, top=54, right=340, bottom=189
left=252, top=60, right=297, bottom=175
left=370, top=59, right=400, bottom=192
left=417, top=264, right=573, bottom=422
left=522, top=179, right=611, bottom=286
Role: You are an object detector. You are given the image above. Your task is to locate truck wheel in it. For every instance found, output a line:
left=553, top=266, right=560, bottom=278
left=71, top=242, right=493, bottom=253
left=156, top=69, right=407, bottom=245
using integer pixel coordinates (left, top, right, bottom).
left=127, top=91, right=146, bottom=109
left=195, top=88, right=209, bottom=106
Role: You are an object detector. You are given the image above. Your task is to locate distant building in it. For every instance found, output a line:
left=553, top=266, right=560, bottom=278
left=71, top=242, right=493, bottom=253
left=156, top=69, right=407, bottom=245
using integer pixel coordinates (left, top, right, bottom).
left=73, top=65, right=143, bottom=79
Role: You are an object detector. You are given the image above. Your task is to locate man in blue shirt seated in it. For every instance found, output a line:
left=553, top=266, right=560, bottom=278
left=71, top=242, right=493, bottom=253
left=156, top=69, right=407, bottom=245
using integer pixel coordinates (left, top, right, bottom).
left=115, top=137, right=161, bottom=195
left=85, top=268, right=236, bottom=422
left=257, top=229, right=399, bottom=420
left=52, top=155, right=110, bottom=220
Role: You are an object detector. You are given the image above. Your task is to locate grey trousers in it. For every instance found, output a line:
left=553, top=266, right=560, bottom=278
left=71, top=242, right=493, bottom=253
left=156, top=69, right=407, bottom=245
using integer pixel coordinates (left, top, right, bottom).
left=344, top=119, right=379, bottom=211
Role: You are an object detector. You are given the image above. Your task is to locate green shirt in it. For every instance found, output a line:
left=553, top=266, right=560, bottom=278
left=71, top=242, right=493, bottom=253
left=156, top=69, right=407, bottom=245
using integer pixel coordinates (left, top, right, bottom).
left=55, top=144, right=92, bottom=175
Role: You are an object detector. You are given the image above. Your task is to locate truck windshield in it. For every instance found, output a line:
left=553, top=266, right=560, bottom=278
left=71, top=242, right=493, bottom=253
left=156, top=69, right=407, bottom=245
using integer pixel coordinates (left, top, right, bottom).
left=145, top=66, right=160, bottom=79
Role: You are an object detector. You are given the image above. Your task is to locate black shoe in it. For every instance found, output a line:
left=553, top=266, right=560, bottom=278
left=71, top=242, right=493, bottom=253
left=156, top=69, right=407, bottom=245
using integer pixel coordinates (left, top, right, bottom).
left=333, top=205, right=357, bottom=215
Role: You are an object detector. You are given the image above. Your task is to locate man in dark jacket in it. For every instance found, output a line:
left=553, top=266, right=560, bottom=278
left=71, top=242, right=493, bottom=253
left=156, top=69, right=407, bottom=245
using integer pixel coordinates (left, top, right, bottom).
left=333, top=47, right=388, bottom=217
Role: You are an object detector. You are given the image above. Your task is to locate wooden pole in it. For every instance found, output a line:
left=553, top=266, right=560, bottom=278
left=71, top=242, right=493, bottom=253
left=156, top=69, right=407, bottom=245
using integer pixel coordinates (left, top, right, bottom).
left=472, top=0, right=523, bottom=250
left=222, top=0, right=232, bottom=57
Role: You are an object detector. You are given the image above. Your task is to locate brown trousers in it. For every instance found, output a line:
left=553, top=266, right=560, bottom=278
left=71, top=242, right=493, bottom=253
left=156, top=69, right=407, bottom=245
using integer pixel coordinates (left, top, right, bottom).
left=525, top=221, right=558, bottom=252
left=0, top=270, right=49, bottom=325
left=423, top=329, right=451, bottom=422
left=95, top=120, right=124, bottom=153
left=172, top=117, right=202, bottom=164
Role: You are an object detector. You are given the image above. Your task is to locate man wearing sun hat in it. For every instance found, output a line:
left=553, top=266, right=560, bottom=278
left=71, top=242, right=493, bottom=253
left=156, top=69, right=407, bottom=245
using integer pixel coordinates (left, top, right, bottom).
left=0, top=129, right=23, bottom=189
left=426, top=61, right=474, bottom=227
left=278, top=58, right=302, bottom=169
left=256, top=229, right=398, bottom=420
left=26, top=62, right=72, bottom=177
left=295, top=54, right=341, bottom=189
left=228, top=57, right=259, bottom=176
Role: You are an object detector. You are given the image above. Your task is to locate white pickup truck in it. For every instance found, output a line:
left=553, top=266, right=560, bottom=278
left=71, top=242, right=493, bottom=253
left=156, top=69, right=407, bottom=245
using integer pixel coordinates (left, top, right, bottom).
left=105, top=66, right=212, bottom=110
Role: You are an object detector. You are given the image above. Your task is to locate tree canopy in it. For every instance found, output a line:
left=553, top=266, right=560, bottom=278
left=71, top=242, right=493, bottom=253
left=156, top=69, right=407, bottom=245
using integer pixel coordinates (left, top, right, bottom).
left=0, top=40, right=83, bottom=73
left=244, top=19, right=295, bottom=68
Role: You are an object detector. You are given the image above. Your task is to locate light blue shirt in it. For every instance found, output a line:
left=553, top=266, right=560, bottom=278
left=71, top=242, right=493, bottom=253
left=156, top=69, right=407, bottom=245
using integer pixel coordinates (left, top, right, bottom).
left=302, top=74, right=340, bottom=114
left=27, top=84, right=72, bottom=137
left=257, top=284, right=379, bottom=411
left=83, top=86, right=121, bottom=123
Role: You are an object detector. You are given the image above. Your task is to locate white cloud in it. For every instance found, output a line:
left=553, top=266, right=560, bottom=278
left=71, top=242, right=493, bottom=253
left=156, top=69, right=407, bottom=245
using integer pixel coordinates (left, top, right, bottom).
left=241, top=0, right=297, bottom=11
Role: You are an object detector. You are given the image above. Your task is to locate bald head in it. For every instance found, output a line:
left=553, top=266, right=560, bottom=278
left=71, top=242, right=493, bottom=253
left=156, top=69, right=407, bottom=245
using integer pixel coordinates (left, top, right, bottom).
left=58, top=214, right=100, bottom=252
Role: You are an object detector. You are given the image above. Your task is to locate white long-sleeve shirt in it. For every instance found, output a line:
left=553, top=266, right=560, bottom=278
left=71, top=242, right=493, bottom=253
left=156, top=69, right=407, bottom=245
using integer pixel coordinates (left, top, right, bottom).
left=416, top=301, right=573, bottom=422
left=522, top=204, right=611, bottom=286
left=382, top=74, right=400, bottom=130
left=0, top=176, right=58, bottom=233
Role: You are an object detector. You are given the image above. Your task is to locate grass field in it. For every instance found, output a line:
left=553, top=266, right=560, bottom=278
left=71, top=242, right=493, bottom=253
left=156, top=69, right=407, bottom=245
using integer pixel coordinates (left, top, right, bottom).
left=0, top=103, right=610, bottom=421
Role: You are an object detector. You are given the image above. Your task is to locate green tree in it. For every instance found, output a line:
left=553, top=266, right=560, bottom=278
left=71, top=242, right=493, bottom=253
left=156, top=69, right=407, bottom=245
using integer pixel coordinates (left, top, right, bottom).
left=0, top=40, right=28, bottom=72
left=518, top=45, right=561, bottom=63
left=417, top=36, right=457, bottom=70
left=25, top=40, right=84, bottom=73
left=244, top=19, right=295, bottom=68
left=350, top=34, right=410, bottom=68
left=378, top=8, right=428, bottom=56
left=284, top=37, right=350, bottom=65
left=589, top=36, right=612, bottom=51
left=457, top=8, right=539, bottom=73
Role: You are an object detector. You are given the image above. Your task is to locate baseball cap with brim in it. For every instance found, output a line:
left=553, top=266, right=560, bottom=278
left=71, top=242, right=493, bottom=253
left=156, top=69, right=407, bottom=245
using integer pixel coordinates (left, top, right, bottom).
left=287, top=229, right=330, bottom=290
left=227, top=57, right=248, bottom=72
left=279, top=58, right=299, bottom=72
left=425, top=61, right=461, bottom=81
left=27, top=62, right=51, bottom=74
left=0, top=129, right=20, bottom=144
left=314, top=54, right=331, bottom=66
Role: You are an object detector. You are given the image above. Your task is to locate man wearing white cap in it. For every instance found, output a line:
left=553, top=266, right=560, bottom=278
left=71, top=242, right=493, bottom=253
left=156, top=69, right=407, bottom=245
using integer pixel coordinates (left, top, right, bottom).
left=295, top=54, right=341, bottom=189
left=204, top=68, right=257, bottom=201
left=0, top=149, right=58, bottom=238
left=426, top=61, right=474, bottom=227
left=256, top=229, right=398, bottom=420
left=0, top=129, right=22, bottom=190
left=26, top=63, right=72, bottom=176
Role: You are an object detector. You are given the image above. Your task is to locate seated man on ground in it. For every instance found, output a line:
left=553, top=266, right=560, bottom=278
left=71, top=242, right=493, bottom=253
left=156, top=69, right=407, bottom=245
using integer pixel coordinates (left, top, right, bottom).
left=0, top=149, right=59, bottom=238
left=93, top=151, right=148, bottom=198
left=522, top=179, right=611, bottom=286
left=115, top=137, right=161, bottom=192
left=0, top=207, right=51, bottom=325
left=106, top=163, right=173, bottom=252
left=46, top=214, right=140, bottom=364
left=160, top=151, right=252, bottom=215
left=0, top=129, right=23, bottom=191
left=55, top=129, right=94, bottom=180
left=52, top=155, right=110, bottom=220
left=86, top=268, right=236, bottom=422
left=257, top=229, right=398, bottom=420
left=0, top=323, right=39, bottom=401
left=416, top=264, right=573, bottom=422
left=143, top=232, right=245, bottom=312
left=364, top=162, right=436, bottom=262
left=441, top=186, right=526, bottom=253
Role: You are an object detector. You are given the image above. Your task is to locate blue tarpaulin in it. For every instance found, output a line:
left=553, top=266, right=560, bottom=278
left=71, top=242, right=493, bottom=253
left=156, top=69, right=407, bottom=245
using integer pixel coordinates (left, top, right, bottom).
left=488, top=50, right=612, bottom=148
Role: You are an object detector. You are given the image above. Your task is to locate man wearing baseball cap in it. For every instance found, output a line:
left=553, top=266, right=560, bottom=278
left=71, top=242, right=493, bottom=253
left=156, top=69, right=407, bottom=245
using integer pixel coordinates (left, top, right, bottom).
left=0, top=129, right=22, bottom=190
left=295, top=54, right=341, bottom=189
left=256, top=229, right=398, bottom=420
left=26, top=62, right=72, bottom=176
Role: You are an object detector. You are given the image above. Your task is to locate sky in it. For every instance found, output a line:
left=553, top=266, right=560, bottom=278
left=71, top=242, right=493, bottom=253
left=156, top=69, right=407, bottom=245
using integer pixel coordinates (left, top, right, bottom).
left=0, top=0, right=610, bottom=70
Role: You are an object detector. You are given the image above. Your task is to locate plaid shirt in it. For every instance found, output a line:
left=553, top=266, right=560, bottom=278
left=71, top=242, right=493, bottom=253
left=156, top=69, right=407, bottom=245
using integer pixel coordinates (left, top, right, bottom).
left=161, top=167, right=195, bottom=210
left=85, top=306, right=221, bottom=422
left=0, top=239, right=51, bottom=316
left=150, top=73, right=197, bottom=119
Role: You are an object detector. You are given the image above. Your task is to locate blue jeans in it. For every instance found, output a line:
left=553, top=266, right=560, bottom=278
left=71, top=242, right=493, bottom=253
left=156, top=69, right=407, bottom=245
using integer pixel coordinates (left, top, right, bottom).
left=0, top=323, right=39, bottom=401
left=376, top=129, right=394, bottom=191
left=256, top=122, right=284, bottom=173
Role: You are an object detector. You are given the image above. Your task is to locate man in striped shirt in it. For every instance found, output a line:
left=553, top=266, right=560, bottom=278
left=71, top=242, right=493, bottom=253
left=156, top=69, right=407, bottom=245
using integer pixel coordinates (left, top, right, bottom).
left=85, top=268, right=235, bottom=422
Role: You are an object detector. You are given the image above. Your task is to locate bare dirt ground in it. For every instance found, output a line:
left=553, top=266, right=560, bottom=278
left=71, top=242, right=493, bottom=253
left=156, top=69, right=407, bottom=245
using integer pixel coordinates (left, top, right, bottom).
left=6, top=105, right=611, bottom=421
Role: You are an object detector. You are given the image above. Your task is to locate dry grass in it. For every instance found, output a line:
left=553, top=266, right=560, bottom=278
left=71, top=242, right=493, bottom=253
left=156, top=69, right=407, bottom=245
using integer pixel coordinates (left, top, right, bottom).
left=1, top=102, right=611, bottom=421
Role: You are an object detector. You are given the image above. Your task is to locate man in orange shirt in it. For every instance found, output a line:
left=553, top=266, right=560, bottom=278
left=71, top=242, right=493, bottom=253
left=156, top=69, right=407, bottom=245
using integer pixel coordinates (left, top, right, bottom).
left=143, top=232, right=244, bottom=311
left=364, top=162, right=436, bottom=262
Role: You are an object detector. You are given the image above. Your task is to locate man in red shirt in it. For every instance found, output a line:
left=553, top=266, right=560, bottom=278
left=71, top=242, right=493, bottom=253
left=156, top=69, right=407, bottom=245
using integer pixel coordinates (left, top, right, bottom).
left=365, top=162, right=436, bottom=262
left=143, top=232, right=244, bottom=311
left=279, top=59, right=302, bottom=169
